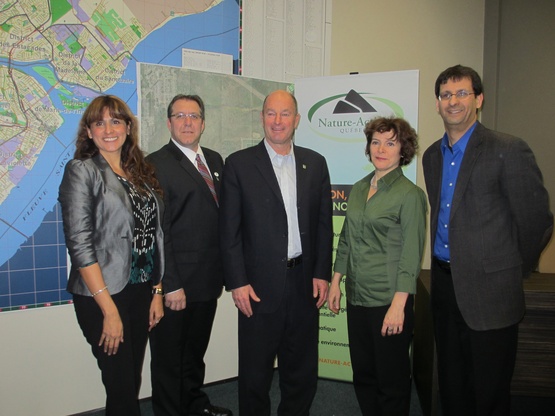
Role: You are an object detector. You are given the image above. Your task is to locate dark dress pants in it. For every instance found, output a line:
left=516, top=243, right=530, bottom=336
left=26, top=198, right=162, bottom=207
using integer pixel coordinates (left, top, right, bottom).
left=431, top=259, right=518, bottom=416
left=150, top=299, right=217, bottom=416
left=238, top=264, right=318, bottom=416
left=73, top=282, right=151, bottom=416
left=347, top=297, right=414, bottom=416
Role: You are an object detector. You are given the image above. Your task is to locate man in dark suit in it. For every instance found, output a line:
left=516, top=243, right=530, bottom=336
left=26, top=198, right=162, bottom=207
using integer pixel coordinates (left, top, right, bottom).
left=148, top=95, right=231, bottom=416
left=219, top=90, right=333, bottom=416
left=423, top=65, right=553, bottom=416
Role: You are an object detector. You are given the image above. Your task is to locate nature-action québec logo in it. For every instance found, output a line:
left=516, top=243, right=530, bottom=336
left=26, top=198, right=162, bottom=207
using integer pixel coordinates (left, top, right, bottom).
left=306, top=89, right=404, bottom=143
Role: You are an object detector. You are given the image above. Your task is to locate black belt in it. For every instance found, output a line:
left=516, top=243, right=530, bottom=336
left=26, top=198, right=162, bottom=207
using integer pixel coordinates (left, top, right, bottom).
left=286, top=256, right=302, bottom=269
left=434, top=257, right=451, bottom=272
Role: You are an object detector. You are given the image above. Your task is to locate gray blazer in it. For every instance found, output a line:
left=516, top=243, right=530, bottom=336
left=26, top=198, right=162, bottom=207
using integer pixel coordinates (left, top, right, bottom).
left=59, top=154, right=165, bottom=296
left=423, top=122, right=553, bottom=330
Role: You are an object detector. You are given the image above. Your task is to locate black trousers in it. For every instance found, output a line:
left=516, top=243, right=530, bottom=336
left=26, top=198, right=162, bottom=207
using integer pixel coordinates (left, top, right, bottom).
left=238, top=264, right=319, bottom=416
left=150, top=299, right=217, bottom=416
left=73, top=282, right=151, bottom=416
left=431, top=259, right=518, bottom=416
left=347, top=297, right=414, bottom=416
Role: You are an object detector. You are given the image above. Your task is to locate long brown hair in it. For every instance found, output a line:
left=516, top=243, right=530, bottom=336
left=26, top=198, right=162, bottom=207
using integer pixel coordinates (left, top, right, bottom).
left=74, top=95, right=161, bottom=195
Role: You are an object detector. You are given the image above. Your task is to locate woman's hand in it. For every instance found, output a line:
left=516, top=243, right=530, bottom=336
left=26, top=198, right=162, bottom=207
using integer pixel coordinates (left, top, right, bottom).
left=149, top=294, right=164, bottom=331
left=78, top=263, right=124, bottom=355
left=99, top=310, right=124, bottom=355
left=381, top=292, right=409, bottom=337
left=328, top=272, right=343, bottom=314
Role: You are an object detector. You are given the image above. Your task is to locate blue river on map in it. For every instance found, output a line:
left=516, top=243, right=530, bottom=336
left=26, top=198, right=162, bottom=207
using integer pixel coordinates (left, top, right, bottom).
left=0, top=0, right=239, bottom=267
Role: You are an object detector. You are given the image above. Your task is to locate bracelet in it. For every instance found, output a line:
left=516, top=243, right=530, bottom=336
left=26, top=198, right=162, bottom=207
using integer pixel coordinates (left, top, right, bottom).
left=91, top=286, right=108, bottom=297
left=152, top=287, right=164, bottom=296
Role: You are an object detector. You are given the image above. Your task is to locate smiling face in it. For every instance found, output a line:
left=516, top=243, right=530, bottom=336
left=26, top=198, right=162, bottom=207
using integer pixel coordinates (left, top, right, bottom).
left=167, top=98, right=205, bottom=151
left=369, top=130, right=402, bottom=176
left=436, top=77, right=484, bottom=143
left=86, top=108, right=130, bottom=159
left=261, top=90, right=300, bottom=154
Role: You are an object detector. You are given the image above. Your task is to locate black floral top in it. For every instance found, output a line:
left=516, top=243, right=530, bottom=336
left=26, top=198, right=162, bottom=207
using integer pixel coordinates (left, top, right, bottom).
left=116, top=175, right=157, bottom=284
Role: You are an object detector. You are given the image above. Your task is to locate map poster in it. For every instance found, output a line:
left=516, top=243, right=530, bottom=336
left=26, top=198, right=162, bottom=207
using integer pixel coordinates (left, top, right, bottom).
left=0, top=0, right=239, bottom=312
left=138, top=63, right=290, bottom=158
left=295, top=70, right=420, bottom=380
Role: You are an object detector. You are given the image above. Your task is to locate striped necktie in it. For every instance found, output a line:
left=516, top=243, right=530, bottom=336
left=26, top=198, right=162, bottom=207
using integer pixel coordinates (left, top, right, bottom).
left=196, top=153, right=218, bottom=205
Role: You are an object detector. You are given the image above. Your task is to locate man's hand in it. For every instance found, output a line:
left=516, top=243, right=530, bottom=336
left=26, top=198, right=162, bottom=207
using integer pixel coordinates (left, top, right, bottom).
left=313, top=278, right=329, bottom=308
left=164, top=288, right=186, bottom=311
left=232, top=284, right=260, bottom=317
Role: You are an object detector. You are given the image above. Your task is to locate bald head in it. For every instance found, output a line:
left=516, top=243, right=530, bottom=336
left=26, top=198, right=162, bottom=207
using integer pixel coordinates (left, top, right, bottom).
left=262, top=90, right=298, bottom=115
left=261, top=90, right=301, bottom=154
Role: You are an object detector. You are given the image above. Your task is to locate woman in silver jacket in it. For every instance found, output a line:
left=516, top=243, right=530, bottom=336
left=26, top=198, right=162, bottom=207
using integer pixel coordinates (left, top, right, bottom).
left=59, top=95, right=164, bottom=416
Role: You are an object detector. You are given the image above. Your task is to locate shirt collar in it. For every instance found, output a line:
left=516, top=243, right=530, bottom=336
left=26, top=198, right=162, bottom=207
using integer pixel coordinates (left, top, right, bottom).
left=264, top=138, right=294, bottom=160
left=440, top=121, right=477, bottom=154
left=373, top=166, right=404, bottom=188
left=171, top=138, right=204, bottom=164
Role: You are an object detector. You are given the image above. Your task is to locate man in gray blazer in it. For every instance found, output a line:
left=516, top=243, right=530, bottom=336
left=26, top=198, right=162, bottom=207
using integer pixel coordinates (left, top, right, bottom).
left=422, top=65, right=553, bottom=416
left=219, top=90, right=333, bottom=416
left=147, top=95, right=231, bottom=416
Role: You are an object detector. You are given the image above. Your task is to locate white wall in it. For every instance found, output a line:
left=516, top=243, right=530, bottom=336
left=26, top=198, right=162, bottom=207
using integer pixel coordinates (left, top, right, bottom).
left=0, top=294, right=237, bottom=416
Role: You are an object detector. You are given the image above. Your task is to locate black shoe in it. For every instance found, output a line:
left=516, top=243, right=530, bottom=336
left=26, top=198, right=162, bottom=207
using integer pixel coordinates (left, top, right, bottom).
left=192, top=404, right=233, bottom=416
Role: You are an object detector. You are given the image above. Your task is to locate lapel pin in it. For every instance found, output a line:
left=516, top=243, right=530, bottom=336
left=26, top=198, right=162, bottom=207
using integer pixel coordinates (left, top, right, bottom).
left=303, top=164, right=307, bottom=170
left=214, top=172, right=220, bottom=181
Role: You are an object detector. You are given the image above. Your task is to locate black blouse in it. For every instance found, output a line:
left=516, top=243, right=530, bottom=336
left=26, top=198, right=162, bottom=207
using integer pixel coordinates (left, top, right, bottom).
left=116, top=175, right=157, bottom=284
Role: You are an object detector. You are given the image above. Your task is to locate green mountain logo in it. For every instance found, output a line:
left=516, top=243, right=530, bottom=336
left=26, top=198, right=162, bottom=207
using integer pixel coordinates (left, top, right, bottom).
left=305, top=90, right=404, bottom=143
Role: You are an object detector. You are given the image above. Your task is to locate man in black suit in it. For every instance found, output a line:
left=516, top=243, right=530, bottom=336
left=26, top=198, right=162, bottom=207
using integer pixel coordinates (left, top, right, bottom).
left=423, top=65, right=553, bottom=416
left=148, top=95, right=231, bottom=416
left=219, top=90, right=333, bottom=416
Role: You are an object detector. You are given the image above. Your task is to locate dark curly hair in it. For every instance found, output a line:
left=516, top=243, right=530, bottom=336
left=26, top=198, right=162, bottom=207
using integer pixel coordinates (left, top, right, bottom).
left=364, top=116, right=418, bottom=166
left=74, top=95, right=161, bottom=195
left=434, top=64, right=483, bottom=99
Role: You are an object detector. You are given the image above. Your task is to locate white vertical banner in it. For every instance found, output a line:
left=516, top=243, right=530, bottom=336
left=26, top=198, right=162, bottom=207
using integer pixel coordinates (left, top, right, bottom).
left=295, top=70, right=419, bottom=380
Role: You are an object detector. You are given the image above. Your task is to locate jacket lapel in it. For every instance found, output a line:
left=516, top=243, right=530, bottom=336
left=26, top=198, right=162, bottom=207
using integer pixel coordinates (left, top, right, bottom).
left=204, top=149, right=222, bottom=198
left=294, top=145, right=307, bottom=206
left=254, top=141, right=284, bottom=205
left=428, top=143, right=443, bottom=214
left=93, top=154, right=132, bottom=213
left=166, top=140, right=217, bottom=205
left=450, top=124, right=484, bottom=220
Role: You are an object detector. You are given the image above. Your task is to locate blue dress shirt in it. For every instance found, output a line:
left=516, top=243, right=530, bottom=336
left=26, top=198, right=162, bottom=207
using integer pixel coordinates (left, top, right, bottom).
left=433, top=122, right=477, bottom=262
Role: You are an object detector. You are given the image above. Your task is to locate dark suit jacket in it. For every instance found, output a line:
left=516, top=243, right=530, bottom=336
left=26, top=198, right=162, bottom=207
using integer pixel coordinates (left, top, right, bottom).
left=219, top=140, right=333, bottom=314
left=423, top=122, right=553, bottom=330
left=59, top=154, right=165, bottom=296
left=147, top=141, right=224, bottom=302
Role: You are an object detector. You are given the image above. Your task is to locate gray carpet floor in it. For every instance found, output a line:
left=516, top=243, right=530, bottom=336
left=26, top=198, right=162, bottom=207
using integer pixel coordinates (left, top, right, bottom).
left=80, top=373, right=555, bottom=415
left=193, top=374, right=424, bottom=416
left=81, top=372, right=424, bottom=415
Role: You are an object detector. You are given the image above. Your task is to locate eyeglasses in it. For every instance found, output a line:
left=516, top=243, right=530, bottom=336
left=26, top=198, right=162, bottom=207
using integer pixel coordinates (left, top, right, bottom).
left=438, top=91, right=476, bottom=101
left=170, top=112, right=202, bottom=121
